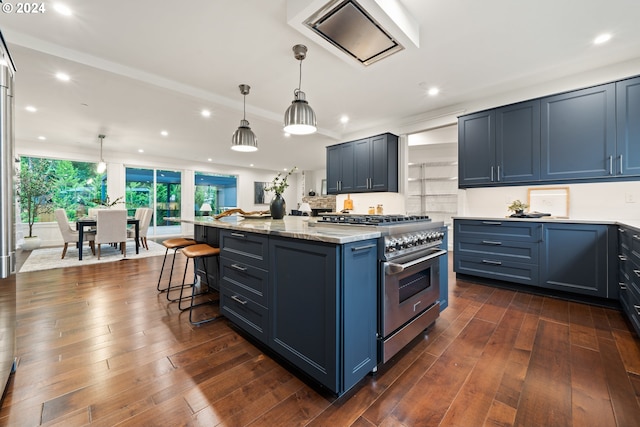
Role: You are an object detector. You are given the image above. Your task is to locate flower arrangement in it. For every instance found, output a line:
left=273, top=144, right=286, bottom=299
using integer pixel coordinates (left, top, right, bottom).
left=264, top=167, right=297, bottom=196
left=92, top=195, right=124, bottom=208
left=507, top=199, right=529, bottom=213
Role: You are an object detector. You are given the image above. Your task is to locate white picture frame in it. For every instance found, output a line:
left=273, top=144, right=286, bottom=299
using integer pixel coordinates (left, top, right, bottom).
left=527, top=187, right=570, bottom=218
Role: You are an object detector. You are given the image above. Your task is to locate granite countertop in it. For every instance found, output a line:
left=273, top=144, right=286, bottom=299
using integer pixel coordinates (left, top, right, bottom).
left=170, top=216, right=382, bottom=244
left=452, top=216, right=640, bottom=231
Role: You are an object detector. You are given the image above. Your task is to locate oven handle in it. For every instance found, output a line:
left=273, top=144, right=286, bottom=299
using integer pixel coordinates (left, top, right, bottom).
left=384, top=249, right=447, bottom=274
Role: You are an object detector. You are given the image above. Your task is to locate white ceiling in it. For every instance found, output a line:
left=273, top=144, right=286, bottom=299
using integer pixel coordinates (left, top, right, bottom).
left=2, top=0, right=640, bottom=172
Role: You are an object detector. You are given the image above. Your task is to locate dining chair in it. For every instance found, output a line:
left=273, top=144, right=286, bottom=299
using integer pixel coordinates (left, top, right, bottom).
left=128, top=208, right=152, bottom=250
left=95, top=209, right=128, bottom=259
left=54, top=209, right=95, bottom=259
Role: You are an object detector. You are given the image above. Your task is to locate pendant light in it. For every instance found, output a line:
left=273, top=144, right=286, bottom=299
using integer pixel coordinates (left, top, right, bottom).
left=231, top=84, right=258, bottom=152
left=96, top=134, right=106, bottom=173
left=284, top=44, right=317, bottom=135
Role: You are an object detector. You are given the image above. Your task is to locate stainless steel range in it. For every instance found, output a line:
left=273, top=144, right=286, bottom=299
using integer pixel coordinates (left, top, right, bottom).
left=317, top=214, right=447, bottom=363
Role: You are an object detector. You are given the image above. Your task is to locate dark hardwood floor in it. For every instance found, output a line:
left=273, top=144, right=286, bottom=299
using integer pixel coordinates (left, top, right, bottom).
left=1, top=249, right=639, bottom=426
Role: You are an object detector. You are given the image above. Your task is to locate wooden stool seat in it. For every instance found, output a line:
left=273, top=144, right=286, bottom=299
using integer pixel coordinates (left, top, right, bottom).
left=181, top=244, right=220, bottom=258
left=162, top=238, right=197, bottom=250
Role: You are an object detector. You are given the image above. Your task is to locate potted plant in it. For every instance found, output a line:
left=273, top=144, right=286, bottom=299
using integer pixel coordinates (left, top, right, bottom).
left=507, top=199, right=529, bottom=216
left=264, top=167, right=297, bottom=219
left=16, top=158, right=55, bottom=250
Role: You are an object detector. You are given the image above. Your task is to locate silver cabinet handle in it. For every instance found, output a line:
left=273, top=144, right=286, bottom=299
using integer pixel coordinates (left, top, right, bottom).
left=634, top=269, right=640, bottom=278
left=352, top=243, right=377, bottom=252
left=619, top=283, right=627, bottom=290
left=482, top=259, right=502, bottom=265
left=482, top=221, right=502, bottom=225
left=230, top=232, right=245, bottom=238
left=633, top=235, right=640, bottom=241
left=482, top=240, right=502, bottom=245
left=609, top=155, right=613, bottom=175
left=497, top=165, right=501, bottom=182
left=231, top=263, right=247, bottom=271
left=634, top=305, right=640, bottom=316
left=618, top=255, right=627, bottom=261
left=490, top=166, right=495, bottom=182
left=231, top=295, right=248, bottom=305
left=619, top=155, right=623, bottom=175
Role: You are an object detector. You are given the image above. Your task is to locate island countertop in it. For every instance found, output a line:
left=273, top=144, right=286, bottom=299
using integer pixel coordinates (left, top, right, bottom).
left=169, top=216, right=382, bottom=244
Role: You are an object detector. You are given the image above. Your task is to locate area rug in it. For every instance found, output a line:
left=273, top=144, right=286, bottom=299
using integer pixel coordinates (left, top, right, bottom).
left=19, top=240, right=167, bottom=273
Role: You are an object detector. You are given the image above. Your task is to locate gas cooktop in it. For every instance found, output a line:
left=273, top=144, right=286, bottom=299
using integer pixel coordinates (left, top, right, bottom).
left=317, top=214, right=431, bottom=226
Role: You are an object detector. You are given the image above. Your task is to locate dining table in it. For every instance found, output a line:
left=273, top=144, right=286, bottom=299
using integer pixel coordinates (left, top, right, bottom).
left=76, top=217, right=140, bottom=261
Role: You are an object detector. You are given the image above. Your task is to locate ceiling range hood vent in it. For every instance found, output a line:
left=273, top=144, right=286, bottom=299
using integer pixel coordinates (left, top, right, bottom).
left=305, top=0, right=401, bottom=66
left=287, top=0, right=419, bottom=67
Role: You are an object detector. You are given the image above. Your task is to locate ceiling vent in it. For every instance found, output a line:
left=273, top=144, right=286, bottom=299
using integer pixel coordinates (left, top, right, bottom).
left=287, top=0, right=419, bottom=67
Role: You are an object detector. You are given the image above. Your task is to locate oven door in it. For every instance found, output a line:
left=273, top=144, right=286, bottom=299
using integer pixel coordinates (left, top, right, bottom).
left=380, top=248, right=445, bottom=343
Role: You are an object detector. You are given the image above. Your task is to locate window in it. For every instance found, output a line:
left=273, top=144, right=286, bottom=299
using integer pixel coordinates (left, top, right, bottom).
left=18, top=156, right=106, bottom=224
left=194, top=172, right=237, bottom=215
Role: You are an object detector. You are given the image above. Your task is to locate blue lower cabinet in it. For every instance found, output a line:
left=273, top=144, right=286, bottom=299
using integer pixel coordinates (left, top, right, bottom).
left=268, top=236, right=378, bottom=395
left=540, top=223, right=616, bottom=298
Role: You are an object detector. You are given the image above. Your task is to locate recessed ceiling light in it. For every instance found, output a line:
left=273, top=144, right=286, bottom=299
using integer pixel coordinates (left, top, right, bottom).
left=53, top=3, right=73, bottom=16
left=138, top=149, right=144, bottom=153
left=201, top=109, right=211, bottom=118
left=594, top=33, right=612, bottom=45
left=37, top=136, right=46, bottom=140
left=250, top=164, right=254, bottom=167
left=340, top=115, right=349, bottom=124
left=56, top=72, right=70, bottom=81
left=160, top=130, right=168, bottom=137
left=207, top=158, right=212, bottom=162
left=25, top=106, right=37, bottom=113
left=427, top=87, right=440, bottom=96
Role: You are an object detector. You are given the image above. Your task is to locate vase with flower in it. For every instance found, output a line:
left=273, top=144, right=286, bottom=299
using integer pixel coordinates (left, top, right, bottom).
left=264, top=167, right=297, bottom=219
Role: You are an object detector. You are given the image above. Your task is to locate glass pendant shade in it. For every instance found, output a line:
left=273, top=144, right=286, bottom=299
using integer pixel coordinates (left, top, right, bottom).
left=96, top=134, right=106, bottom=173
left=284, top=90, right=317, bottom=135
left=231, top=84, right=258, bottom=152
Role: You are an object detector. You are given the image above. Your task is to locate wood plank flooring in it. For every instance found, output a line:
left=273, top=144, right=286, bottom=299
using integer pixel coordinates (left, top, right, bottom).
left=1, top=249, right=639, bottom=426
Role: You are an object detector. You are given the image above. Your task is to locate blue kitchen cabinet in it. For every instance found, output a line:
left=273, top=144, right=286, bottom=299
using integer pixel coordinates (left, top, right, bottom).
left=539, top=223, right=616, bottom=298
left=454, top=219, right=541, bottom=286
left=541, top=83, right=616, bottom=180
left=328, top=133, right=398, bottom=194
left=326, top=142, right=355, bottom=194
left=618, top=226, right=640, bottom=336
left=269, top=236, right=378, bottom=394
left=458, top=110, right=495, bottom=186
left=616, top=76, right=640, bottom=177
left=458, top=100, right=540, bottom=187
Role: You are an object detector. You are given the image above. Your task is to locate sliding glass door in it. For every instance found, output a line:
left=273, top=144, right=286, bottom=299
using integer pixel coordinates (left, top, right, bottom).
left=125, top=167, right=182, bottom=236
left=194, top=172, right=237, bottom=215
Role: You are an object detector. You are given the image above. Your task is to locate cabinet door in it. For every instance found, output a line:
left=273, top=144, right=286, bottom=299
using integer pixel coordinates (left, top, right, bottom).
left=616, top=77, right=640, bottom=176
left=540, top=223, right=613, bottom=297
left=541, top=83, right=616, bottom=180
left=353, top=138, right=371, bottom=192
left=370, top=134, right=398, bottom=192
left=458, top=110, right=495, bottom=187
left=269, top=237, right=339, bottom=392
left=496, top=100, right=540, bottom=183
left=326, top=142, right=355, bottom=194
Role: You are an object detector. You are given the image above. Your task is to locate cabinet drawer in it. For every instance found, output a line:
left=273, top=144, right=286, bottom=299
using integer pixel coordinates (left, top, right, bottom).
left=619, top=283, right=640, bottom=337
left=220, top=257, right=268, bottom=306
left=455, top=237, right=538, bottom=264
left=455, top=220, right=539, bottom=241
left=220, top=230, right=269, bottom=269
left=220, top=287, right=268, bottom=344
left=455, top=254, right=539, bottom=286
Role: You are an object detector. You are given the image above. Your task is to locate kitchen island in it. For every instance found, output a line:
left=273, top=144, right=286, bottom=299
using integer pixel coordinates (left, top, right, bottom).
left=174, top=216, right=381, bottom=396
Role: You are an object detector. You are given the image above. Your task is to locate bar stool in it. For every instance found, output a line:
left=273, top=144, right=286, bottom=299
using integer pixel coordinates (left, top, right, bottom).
left=157, top=238, right=196, bottom=294
left=177, top=243, right=221, bottom=326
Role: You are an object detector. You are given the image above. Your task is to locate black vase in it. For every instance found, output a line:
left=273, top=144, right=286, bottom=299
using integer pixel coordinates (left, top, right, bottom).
left=270, top=194, right=286, bottom=219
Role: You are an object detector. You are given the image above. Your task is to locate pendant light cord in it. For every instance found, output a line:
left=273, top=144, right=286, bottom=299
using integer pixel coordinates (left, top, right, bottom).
left=296, top=59, right=303, bottom=94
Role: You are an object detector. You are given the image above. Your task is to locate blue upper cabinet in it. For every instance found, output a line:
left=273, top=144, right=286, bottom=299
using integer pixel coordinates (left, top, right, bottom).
left=616, top=76, right=640, bottom=177
left=496, top=100, right=541, bottom=183
left=459, top=100, right=540, bottom=187
left=458, top=110, right=495, bottom=186
left=541, top=83, right=616, bottom=180
left=328, top=133, right=398, bottom=194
